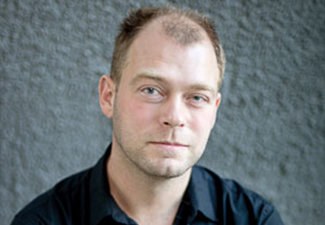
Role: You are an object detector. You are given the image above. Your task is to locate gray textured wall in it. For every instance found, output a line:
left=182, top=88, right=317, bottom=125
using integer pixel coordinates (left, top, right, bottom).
left=1, top=1, right=324, bottom=224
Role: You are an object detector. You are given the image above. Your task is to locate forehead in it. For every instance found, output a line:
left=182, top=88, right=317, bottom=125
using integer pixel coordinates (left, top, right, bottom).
left=128, top=16, right=215, bottom=61
left=121, top=19, right=219, bottom=89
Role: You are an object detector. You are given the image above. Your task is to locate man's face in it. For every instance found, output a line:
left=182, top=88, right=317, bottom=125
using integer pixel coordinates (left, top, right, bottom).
left=109, top=23, right=221, bottom=178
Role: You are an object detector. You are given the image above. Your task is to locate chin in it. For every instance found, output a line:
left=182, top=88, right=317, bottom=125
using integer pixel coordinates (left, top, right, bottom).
left=143, top=161, right=193, bottom=179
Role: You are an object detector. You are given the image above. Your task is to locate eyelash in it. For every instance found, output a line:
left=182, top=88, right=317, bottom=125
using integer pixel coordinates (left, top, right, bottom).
left=139, top=86, right=165, bottom=102
left=191, top=95, right=207, bottom=102
left=188, top=95, right=210, bottom=107
left=142, top=87, right=160, bottom=95
left=139, top=86, right=210, bottom=106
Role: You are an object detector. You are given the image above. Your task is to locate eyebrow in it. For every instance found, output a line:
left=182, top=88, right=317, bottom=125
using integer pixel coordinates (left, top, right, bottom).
left=130, top=71, right=217, bottom=97
left=188, top=84, right=217, bottom=97
left=130, top=72, right=167, bottom=86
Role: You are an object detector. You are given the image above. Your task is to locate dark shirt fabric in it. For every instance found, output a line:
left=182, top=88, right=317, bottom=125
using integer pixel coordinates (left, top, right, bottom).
left=12, top=145, right=284, bottom=225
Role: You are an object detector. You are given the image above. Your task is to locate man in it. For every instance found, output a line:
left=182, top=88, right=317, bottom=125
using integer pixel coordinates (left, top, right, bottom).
left=12, top=6, right=284, bottom=225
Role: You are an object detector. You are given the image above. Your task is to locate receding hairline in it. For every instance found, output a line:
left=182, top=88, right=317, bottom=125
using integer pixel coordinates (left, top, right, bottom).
left=134, top=12, right=210, bottom=47
left=121, top=16, right=220, bottom=88
left=110, top=6, right=226, bottom=90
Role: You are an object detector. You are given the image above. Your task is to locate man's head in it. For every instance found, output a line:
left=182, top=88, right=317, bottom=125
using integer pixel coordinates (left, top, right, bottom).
left=99, top=6, right=225, bottom=179
left=110, top=6, right=225, bottom=90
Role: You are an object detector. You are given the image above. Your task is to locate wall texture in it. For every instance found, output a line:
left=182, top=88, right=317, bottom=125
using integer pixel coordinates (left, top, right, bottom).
left=1, top=0, right=324, bottom=224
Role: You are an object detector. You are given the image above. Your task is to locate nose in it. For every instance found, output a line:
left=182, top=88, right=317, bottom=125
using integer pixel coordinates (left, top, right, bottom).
left=159, top=96, right=186, bottom=128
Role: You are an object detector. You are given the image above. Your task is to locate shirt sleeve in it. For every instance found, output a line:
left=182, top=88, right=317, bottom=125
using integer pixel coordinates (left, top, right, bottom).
left=259, top=203, right=285, bottom=225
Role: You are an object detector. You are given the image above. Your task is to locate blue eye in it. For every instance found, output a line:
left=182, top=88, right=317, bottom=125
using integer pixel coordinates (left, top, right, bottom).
left=144, top=87, right=158, bottom=95
left=188, top=94, right=210, bottom=107
left=139, top=86, right=164, bottom=103
left=193, top=95, right=204, bottom=102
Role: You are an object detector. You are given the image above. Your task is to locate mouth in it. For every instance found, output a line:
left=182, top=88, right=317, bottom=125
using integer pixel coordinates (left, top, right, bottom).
left=148, top=141, right=189, bottom=150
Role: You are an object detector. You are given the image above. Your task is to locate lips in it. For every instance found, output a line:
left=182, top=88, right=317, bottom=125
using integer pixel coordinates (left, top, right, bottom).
left=148, top=141, right=189, bottom=149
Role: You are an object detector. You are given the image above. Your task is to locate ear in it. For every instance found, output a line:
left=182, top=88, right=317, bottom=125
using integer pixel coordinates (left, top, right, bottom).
left=215, top=92, right=221, bottom=109
left=99, top=75, right=116, bottom=119
left=211, top=93, right=222, bottom=129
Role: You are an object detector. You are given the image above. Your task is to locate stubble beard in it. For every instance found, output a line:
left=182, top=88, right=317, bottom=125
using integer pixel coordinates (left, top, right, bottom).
left=111, top=99, right=196, bottom=179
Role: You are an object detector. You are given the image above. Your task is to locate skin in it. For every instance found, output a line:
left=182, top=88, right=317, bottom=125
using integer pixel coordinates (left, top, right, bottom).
left=99, top=19, right=221, bottom=225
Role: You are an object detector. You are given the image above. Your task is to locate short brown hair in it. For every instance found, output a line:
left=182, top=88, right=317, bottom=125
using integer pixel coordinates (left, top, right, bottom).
left=110, top=6, right=226, bottom=89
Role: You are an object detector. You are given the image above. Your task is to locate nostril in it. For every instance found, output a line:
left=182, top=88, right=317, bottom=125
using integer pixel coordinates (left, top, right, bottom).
left=163, top=121, right=170, bottom=126
left=162, top=121, right=185, bottom=127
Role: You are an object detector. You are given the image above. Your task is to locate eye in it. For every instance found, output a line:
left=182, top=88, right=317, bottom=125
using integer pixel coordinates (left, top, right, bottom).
left=139, top=86, right=164, bottom=103
left=143, top=87, right=159, bottom=95
left=188, top=94, right=210, bottom=107
left=192, top=95, right=205, bottom=102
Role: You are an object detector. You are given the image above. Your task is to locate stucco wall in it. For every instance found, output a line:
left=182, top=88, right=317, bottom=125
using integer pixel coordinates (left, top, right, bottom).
left=1, top=1, right=324, bottom=224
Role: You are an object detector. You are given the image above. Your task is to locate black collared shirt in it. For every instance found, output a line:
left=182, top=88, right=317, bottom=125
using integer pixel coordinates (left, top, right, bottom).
left=12, top=145, right=284, bottom=225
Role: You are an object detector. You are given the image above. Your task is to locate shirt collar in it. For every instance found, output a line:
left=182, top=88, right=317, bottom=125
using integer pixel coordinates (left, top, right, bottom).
left=89, top=144, right=135, bottom=225
left=88, top=145, right=218, bottom=224
left=183, top=166, right=219, bottom=223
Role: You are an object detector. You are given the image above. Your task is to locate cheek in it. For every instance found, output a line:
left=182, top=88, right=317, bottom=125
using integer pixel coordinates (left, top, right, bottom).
left=122, top=99, right=157, bottom=125
left=190, top=110, right=216, bottom=134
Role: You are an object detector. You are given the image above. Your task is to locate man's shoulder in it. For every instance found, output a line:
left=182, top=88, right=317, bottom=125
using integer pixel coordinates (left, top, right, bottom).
left=11, top=168, right=92, bottom=225
left=192, top=165, right=284, bottom=224
left=193, top=165, right=270, bottom=202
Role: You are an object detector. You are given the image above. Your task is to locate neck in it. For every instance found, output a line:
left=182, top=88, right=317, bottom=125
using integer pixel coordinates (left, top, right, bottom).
left=107, top=143, right=192, bottom=225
